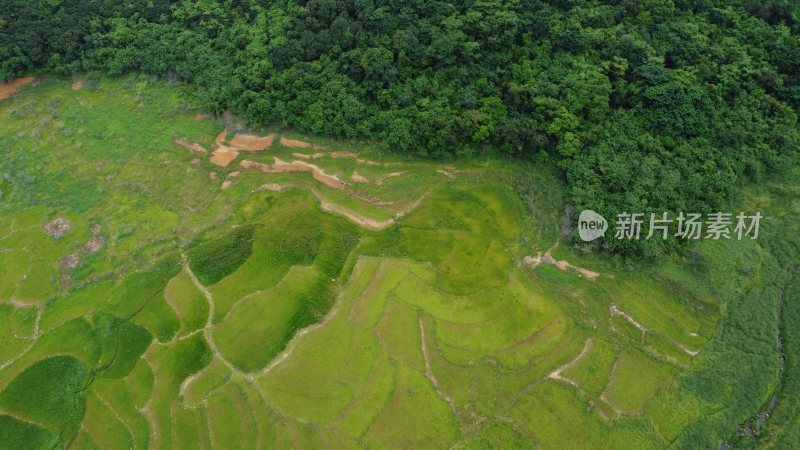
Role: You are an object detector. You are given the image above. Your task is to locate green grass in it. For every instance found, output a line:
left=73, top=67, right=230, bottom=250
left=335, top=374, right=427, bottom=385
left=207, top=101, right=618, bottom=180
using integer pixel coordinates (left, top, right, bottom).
left=602, top=348, right=676, bottom=414
left=214, top=266, right=328, bottom=372
left=163, top=269, right=209, bottom=337
left=1, top=75, right=796, bottom=449
left=562, top=338, right=619, bottom=397
left=0, top=415, right=60, bottom=450
left=0, top=356, right=90, bottom=442
left=453, top=421, right=534, bottom=450
left=187, top=226, right=255, bottom=286
left=364, top=364, right=460, bottom=449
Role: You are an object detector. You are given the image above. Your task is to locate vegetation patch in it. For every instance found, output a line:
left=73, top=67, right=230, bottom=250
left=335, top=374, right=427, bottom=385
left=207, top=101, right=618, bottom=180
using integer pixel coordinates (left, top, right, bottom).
left=187, top=226, right=254, bottom=286
left=0, top=356, right=90, bottom=441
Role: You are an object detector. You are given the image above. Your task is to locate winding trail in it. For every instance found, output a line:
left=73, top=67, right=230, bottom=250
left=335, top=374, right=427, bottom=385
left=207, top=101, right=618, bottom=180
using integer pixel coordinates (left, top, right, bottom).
left=520, top=241, right=600, bottom=280
left=548, top=338, right=592, bottom=387
left=419, top=318, right=457, bottom=415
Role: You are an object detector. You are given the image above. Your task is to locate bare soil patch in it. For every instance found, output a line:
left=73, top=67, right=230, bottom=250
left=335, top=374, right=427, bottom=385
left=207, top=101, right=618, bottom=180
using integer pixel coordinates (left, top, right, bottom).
left=316, top=196, right=394, bottom=230
left=209, top=129, right=274, bottom=167
left=230, top=134, right=274, bottom=151
left=519, top=242, right=600, bottom=280
left=240, top=157, right=345, bottom=190
left=260, top=183, right=284, bottom=192
left=210, top=147, right=238, bottom=167
left=215, top=129, right=228, bottom=145
left=292, top=152, right=324, bottom=159
left=43, top=217, right=72, bottom=239
left=330, top=151, right=380, bottom=166
left=279, top=137, right=312, bottom=148
left=220, top=170, right=239, bottom=190
left=60, top=254, right=80, bottom=270
left=351, top=170, right=406, bottom=186
left=194, top=113, right=212, bottom=120
left=175, top=138, right=208, bottom=154
left=331, top=151, right=359, bottom=159
left=0, top=77, right=35, bottom=100
left=256, top=183, right=425, bottom=231
left=71, top=81, right=84, bottom=90
left=548, top=338, right=592, bottom=387
left=351, top=170, right=369, bottom=183
left=437, top=169, right=455, bottom=179
left=82, top=236, right=106, bottom=253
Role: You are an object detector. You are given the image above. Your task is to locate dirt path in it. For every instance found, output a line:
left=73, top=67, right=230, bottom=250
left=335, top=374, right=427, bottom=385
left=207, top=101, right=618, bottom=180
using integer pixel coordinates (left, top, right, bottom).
left=293, top=152, right=324, bottom=159
left=548, top=338, right=592, bottom=387
left=419, top=318, right=457, bottom=414
left=331, top=151, right=380, bottom=166
left=182, top=261, right=241, bottom=376
left=174, top=138, right=207, bottom=154
left=243, top=158, right=345, bottom=190
left=351, top=170, right=406, bottom=185
left=230, top=134, right=274, bottom=151
left=609, top=303, right=646, bottom=336
left=93, top=390, right=137, bottom=445
left=208, top=129, right=274, bottom=167
left=279, top=137, right=313, bottom=148
left=0, top=77, right=35, bottom=100
left=137, top=359, right=160, bottom=450
left=520, top=242, right=600, bottom=280
left=260, top=287, right=346, bottom=375
left=256, top=179, right=425, bottom=231
left=0, top=305, right=42, bottom=371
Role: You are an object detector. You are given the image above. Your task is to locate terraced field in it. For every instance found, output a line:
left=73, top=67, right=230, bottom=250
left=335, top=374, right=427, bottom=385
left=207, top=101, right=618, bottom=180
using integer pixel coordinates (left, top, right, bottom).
left=1, top=76, right=797, bottom=449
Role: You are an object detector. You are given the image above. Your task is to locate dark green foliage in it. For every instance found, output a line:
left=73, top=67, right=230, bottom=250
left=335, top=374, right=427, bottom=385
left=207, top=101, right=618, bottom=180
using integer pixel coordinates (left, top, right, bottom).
left=0, top=415, right=60, bottom=450
left=187, top=226, right=254, bottom=286
left=2, top=1, right=799, bottom=257
left=94, top=314, right=153, bottom=379
left=0, top=356, right=90, bottom=443
left=666, top=179, right=800, bottom=448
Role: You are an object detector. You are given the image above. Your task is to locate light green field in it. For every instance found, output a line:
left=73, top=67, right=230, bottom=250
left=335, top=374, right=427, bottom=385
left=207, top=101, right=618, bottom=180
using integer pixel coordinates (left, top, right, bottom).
left=0, top=76, right=795, bottom=449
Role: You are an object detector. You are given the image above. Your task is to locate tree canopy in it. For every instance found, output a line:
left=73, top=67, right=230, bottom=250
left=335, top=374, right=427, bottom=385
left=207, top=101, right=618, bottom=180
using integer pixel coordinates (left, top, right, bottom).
left=2, top=0, right=798, bottom=257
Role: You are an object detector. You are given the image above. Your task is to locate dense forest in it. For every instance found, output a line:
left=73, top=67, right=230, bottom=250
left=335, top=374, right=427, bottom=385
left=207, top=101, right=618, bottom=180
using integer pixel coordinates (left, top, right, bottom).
left=2, top=0, right=799, bottom=257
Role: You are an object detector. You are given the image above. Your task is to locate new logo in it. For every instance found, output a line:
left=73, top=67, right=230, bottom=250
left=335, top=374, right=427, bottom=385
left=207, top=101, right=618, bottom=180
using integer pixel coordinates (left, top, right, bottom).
left=578, top=210, right=608, bottom=242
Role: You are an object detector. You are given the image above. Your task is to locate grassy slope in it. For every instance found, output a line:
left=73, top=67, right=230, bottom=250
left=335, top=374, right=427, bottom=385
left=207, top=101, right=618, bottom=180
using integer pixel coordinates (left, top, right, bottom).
left=0, top=76, right=796, bottom=449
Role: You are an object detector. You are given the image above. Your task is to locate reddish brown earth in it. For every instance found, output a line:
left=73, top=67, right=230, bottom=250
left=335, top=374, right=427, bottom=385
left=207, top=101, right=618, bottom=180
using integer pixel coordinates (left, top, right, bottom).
left=230, top=133, right=274, bottom=151
left=279, top=137, right=313, bottom=148
left=0, top=77, right=36, bottom=100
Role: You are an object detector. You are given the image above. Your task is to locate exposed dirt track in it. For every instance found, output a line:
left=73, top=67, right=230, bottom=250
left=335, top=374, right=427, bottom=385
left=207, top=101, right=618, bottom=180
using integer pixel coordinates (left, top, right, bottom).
left=351, top=170, right=406, bottom=185
left=331, top=151, right=380, bottom=166
left=293, top=152, right=324, bottom=159
left=241, top=158, right=345, bottom=190
left=256, top=182, right=425, bottom=231
left=548, top=338, right=592, bottom=387
left=0, top=77, right=35, bottom=100
left=210, top=147, right=238, bottom=167
left=520, top=242, right=600, bottom=280
left=209, top=129, right=274, bottom=167
left=279, top=137, right=313, bottom=148
left=175, top=138, right=208, bottom=154
left=230, top=133, right=274, bottom=151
